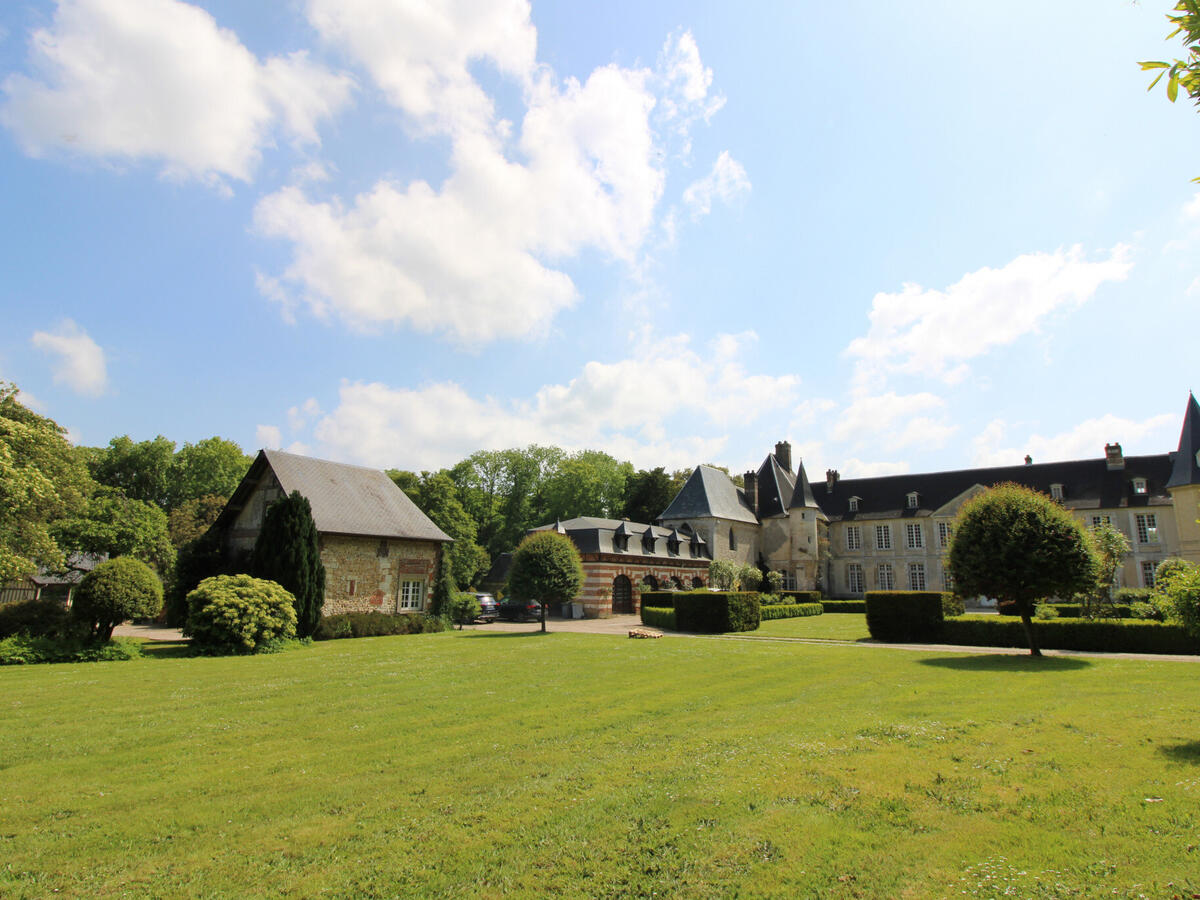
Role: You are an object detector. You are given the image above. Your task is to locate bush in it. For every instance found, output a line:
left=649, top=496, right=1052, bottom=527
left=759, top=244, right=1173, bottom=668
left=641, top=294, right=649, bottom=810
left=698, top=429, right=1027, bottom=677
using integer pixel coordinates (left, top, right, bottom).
left=0, top=598, right=83, bottom=640
left=1130, top=601, right=1166, bottom=621
left=1034, top=603, right=1059, bottom=620
left=1115, top=587, right=1153, bottom=605
left=449, top=592, right=481, bottom=626
left=673, top=590, right=760, bottom=633
left=707, top=560, right=738, bottom=591
left=640, top=606, right=676, bottom=630
left=822, top=600, right=866, bottom=613
left=185, top=574, right=297, bottom=652
left=760, top=603, right=823, bottom=620
left=0, top=634, right=142, bottom=665
left=74, top=557, right=164, bottom=641
left=639, top=590, right=675, bottom=609
left=781, top=590, right=823, bottom=603
left=735, top=564, right=762, bottom=592
left=941, top=616, right=1200, bottom=655
left=759, top=593, right=781, bottom=605
left=865, top=591, right=948, bottom=642
left=314, top=611, right=447, bottom=640
left=942, top=594, right=965, bottom=617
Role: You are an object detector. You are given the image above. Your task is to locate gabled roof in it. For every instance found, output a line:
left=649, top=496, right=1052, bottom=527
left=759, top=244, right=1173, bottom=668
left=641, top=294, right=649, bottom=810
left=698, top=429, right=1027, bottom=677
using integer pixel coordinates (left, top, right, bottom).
left=756, top=454, right=796, bottom=519
left=1167, top=392, right=1200, bottom=488
left=788, top=461, right=819, bottom=510
left=659, top=465, right=758, bottom=524
left=528, top=517, right=710, bottom=559
left=218, top=450, right=451, bottom=542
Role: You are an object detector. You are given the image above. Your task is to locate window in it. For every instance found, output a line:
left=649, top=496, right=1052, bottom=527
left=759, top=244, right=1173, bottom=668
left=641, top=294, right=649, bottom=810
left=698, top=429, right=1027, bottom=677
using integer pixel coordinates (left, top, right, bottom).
left=1142, top=561, right=1156, bottom=588
left=849, top=497, right=859, bottom=512
left=377, top=540, right=389, bottom=558
left=905, top=523, right=923, bottom=550
left=1133, top=478, right=1147, bottom=495
left=728, top=528, right=737, bottom=551
left=907, top=492, right=919, bottom=509
left=1050, top=483, right=1063, bottom=501
left=613, top=533, right=628, bottom=552
left=667, top=537, right=679, bottom=556
left=877, top=563, right=895, bottom=590
left=846, top=525, right=862, bottom=551
left=1091, top=515, right=1111, bottom=528
left=875, top=525, right=891, bottom=551
left=908, top=562, right=926, bottom=591
left=347, top=579, right=356, bottom=597
left=937, top=522, right=951, bottom=548
left=1135, top=513, right=1159, bottom=544
left=847, top=563, right=864, bottom=595
left=943, top=568, right=955, bottom=591
left=782, top=570, right=797, bottom=591
left=398, top=580, right=424, bottom=611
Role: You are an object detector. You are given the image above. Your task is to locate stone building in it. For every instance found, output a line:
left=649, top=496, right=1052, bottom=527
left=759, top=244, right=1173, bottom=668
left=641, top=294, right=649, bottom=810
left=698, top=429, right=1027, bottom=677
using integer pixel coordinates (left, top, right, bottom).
left=213, top=450, right=451, bottom=616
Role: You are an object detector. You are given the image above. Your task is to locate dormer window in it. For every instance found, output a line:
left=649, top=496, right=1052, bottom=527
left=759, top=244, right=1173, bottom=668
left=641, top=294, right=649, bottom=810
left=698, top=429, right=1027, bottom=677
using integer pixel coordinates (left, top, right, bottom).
left=1050, top=483, right=1063, bottom=501
left=1133, top=478, right=1147, bottom=495
left=906, top=492, right=919, bottom=509
left=642, top=530, right=657, bottom=553
left=613, top=534, right=628, bottom=552
left=848, top=497, right=859, bottom=512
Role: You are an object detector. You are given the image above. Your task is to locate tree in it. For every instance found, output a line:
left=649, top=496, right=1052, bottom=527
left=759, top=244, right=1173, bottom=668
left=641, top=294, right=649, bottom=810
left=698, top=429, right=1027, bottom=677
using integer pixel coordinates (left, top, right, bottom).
left=429, top=550, right=457, bottom=620
left=73, top=557, right=163, bottom=641
left=620, top=467, right=675, bottom=524
left=401, top=471, right=490, bottom=589
left=948, top=483, right=1098, bottom=656
left=167, top=437, right=251, bottom=509
left=167, top=494, right=227, bottom=548
left=541, top=450, right=633, bottom=522
left=0, top=383, right=89, bottom=583
left=1141, top=2, right=1200, bottom=107
left=1152, top=557, right=1200, bottom=636
left=250, top=492, right=326, bottom=638
left=1080, top=520, right=1131, bottom=618
left=708, top=559, right=737, bottom=590
left=507, top=530, right=584, bottom=633
left=52, top=487, right=175, bottom=574
left=88, top=435, right=176, bottom=508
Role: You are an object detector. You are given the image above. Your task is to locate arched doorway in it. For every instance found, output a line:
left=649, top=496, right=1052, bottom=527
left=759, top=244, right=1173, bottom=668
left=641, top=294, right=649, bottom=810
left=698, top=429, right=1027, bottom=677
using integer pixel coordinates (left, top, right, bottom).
left=692, top=576, right=704, bottom=588
left=612, top=575, right=633, bottom=614
left=670, top=576, right=684, bottom=590
left=641, top=574, right=659, bottom=591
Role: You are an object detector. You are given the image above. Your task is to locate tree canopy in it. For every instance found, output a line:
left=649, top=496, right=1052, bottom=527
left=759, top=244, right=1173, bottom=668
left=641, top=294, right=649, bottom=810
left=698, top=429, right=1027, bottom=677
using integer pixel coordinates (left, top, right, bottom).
left=52, top=487, right=175, bottom=574
left=1141, top=2, right=1200, bottom=108
left=167, top=437, right=252, bottom=509
left=74, top=556, right=163, bottom=642
left=507, top=530, right=584, bottom=633
left=620, top=467, right=675, bottom=524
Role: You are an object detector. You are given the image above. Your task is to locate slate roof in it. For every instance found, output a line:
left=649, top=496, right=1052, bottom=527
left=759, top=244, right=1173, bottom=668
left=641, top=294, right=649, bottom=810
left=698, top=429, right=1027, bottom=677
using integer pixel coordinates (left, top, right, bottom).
left=659, top=465, right=758, bottom=524
left=787, top=461, right=820, bottom=511
left=218, top=450, right=451, bottom=542
left=817, top=454, right=1173, bottom=521
left=1167, top=392, right=1200, bottom=488
left=755, top=454, right=796, bottom=519
left=529, top=517, right=711, bottom=559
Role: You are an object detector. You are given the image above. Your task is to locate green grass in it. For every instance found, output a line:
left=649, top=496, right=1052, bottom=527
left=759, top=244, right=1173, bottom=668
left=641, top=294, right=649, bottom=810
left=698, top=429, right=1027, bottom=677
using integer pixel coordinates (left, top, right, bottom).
left=756, top=611, right=872, bottom=641
left=2, top=631, right=1199, bottom=898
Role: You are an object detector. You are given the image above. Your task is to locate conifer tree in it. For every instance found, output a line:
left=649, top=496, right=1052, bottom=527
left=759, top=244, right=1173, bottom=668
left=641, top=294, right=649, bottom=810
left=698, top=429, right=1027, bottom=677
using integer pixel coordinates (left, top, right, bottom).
left=251, top=491, right=326, bottom=638
left=429, top=550, right=456, bottom=620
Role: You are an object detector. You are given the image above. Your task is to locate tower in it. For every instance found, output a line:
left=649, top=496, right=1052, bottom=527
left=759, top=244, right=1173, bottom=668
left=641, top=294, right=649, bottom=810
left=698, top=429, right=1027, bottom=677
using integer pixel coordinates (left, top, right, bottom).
left=1166, top=393, right=1200, bottom=564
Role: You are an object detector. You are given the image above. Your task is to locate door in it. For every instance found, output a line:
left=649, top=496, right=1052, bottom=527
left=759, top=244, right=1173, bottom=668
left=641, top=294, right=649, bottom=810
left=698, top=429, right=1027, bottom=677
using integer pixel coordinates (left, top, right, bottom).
left=612, top=575, right=633, bottom=614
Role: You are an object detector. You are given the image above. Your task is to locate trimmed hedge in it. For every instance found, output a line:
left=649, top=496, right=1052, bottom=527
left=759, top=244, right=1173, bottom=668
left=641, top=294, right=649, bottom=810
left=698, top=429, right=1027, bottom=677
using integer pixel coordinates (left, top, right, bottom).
left=639, top=591, right=675, bottom=609
left=865, top=591, right=950, bottom=642
left=760, top=602, right=823, bottom=621
left=998, top=601, right=1135, bottom=619
left=823, top=600, right=866, bottom=613
left=314, top=612, right=448, bottom=640
left=640, top=607, right=676, bottom=630
left=941, top=616, right=1200, bottom=655
left=673, top=590, right=760, bottom=633
left=780, top=590, right=823, bottom=603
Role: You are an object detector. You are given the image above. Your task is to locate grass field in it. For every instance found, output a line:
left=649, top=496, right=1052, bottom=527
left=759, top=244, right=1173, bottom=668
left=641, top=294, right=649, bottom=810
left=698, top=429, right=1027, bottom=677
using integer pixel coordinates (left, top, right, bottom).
left=756, top=612, right=872, bottom=641
left=3, top=630, right=1199, bottom=898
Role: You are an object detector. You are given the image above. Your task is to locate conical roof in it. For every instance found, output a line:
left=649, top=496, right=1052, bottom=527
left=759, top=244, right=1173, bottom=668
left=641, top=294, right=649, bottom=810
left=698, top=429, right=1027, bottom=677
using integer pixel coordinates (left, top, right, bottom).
left=1167, top=392, right=1200, bottom=488
left=787, top=461, right=819, bottom=509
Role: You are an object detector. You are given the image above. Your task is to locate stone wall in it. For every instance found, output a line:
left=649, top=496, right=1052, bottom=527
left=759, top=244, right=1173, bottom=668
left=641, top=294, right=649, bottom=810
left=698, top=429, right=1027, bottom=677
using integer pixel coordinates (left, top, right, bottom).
left=578, top=554, right=708, bottom=617
left=319, top=534, right=439, bottom=616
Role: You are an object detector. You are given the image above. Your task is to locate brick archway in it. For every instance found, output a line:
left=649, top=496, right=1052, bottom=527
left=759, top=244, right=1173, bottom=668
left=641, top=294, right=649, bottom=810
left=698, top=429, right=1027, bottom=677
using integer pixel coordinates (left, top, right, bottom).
left=612, top=574, right=633, bottom=614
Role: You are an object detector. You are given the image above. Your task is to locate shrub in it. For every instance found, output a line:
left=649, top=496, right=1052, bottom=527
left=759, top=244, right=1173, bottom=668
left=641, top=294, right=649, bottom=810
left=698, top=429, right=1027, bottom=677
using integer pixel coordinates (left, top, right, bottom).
left=185, top=574, right=297, bottom=653
left=1153, top=558, right=1200, bottom=637
left=673, top=590, right=760, bottom=633
left=1130, top=601, right=1166, bottom=621
left=74, top=557, right=164, bottom=641
left=1034, top=603, right=1059, bottom=620
left=639, top=606, right=676, bottom=630
left=1115, top=587, right=1153, bottom=605
left=449, top=591, right=481, bottom=626
left=760, top=602, right=823, bottom=620
left=865, top=591, right=948, bottom=642
left=0, top=597, right=82, bottom=639
left=765, top=571, right=784, bottom=593
left=707, top=560, right=738, bottom=591
left=941, top=616, right=1200, bottom=655
left=781, top=590, right=823, bottom=603
left=639, top=590, right=675, bottom=609
left=759, top=593, right=781, bottom=605
left=822, top=600, right=866, bottom=613
left=314, top=611, right=447, bottom=640
left=0, top=634, right=142, bottom=665
left=942, top=594, right=966, bottom=617
left=735, top=564, right=762, bottom=592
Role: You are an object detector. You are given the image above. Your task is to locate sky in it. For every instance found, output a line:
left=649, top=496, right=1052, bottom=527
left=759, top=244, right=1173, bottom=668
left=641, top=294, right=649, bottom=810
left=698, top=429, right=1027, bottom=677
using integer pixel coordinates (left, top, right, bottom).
left=1, top=0, right=1198, bottom=481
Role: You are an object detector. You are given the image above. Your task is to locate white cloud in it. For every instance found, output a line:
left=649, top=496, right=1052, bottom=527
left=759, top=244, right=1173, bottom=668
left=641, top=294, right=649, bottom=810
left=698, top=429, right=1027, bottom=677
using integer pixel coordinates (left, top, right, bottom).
left=1188, top=276, right=1200, bottom=297
left=1, top=0, right=353, bottom=183
left=256, top=20, right=726, bottom=344
left=255, top=424, right=283, bottom=449
left=837, top=458, right=911, bottom=479
left=1183, top=191, right=1200, bottom=221
left=970, top=413, right=1177, bottom=468
left=30, top=319, right=107, bottom=396
left=682, top=150, right=750, bottom=220
left=287, top=398, right=321, bottom=432
left=831, top=391, right=956, bottom=452
left=656, top=30, right=725, bottom=153
left=305, top=331, right=797, bottom=470
left=845, top=245, right=1133, bottom=388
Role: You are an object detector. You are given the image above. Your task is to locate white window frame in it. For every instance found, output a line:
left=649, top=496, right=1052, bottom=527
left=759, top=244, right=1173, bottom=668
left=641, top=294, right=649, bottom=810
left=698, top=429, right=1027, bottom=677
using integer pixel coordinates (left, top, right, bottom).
left=875, top=525, right=892, bottom=551
left=905, top=523, right=923, bottom=550
left=1050, top=483, right=1063, bottom=501
left=1133, top=478, right=1147, bottom=495
left=846, top=525, right=862, bottom=551
left=908, top=562, right=926, bottom=591
left=906, top=492, right=919, bottom=509
left=937, top=521, right=951, bottom=548
left=398, top=580, right=424, bottom=611
left=877, top=563, right=895, bottom=591
left=847, top=563, right=864, bottom=595
left=1135, top=513, right=1159, bottom=545
left=849, top=497, right=859, bottom=512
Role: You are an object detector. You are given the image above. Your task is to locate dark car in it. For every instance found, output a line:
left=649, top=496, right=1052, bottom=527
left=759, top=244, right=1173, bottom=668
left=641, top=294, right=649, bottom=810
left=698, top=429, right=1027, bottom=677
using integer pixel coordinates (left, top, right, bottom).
left=474, top=592, right=498, bottom=623
left=499, top=597, right=541, bottom=622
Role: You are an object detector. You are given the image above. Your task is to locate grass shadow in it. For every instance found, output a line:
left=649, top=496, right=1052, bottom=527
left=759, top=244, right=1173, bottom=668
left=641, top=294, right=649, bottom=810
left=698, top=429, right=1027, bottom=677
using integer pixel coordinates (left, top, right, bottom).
left=139, top=641, right=194, bottom=660
left=1160, top=740, right=1200, bottom=764
left=918, top=654, right=1092, bottom=672
left=461, top=630, right=555, bottom=639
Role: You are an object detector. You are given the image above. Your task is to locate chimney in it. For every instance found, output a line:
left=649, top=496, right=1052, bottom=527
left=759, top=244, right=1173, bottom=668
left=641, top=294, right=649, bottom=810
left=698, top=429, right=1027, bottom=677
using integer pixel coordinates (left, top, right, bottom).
left=774, top=441, right=792, bottom=473
left=1105, top=442, right=1125, bottom=471
left=743, top=470, right=758, bottom=516
left=1024, top=455, right=1032, bottom=466
left=826, top=469, right=839, bottom=491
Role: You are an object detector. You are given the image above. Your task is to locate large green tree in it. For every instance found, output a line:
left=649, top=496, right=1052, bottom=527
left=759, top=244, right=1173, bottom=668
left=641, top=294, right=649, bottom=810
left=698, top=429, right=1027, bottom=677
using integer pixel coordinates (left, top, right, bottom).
left=73, top=556, right=163, bottom=641
left=948, top=483, right=1098, bottom=656
left=89, top=435, right=176, bottom=508
left=167, top=494, right=227, bottom=548
left=507, top=530, right=584, bottom=633
left=541, top=450, right=632, bottom=523
left=52, top=487, right=175, bottom=574
left=620, top=467, right=675, bottom=524
left=1141, top=2, right=1200, bottom=107
left=250, top=491, right=326, bottom=638
left=167, top=437, right=252, bottom=509
left=0, top=383, right=89, bottom=583
left=412, top=472, right=490, bottom=589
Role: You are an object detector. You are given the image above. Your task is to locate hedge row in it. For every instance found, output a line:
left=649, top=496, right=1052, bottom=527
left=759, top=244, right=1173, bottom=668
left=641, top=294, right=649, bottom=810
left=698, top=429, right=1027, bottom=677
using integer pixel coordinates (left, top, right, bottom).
left=672, top=591, right=760, bottom=633
left=822, top=600, right=866, bottom=614
left=780, top=590, right=823, bottom=603
left=314, top=612, right=447, bottom=640
left=942, top=616, right=1200, bottom=655
left=640, top=607, right=676, bottom=630
left=639, top=591, right=675, bottom=608
left=0, top=634, right=143, bottom=665
left=865, top=591, right=951, bottom=642
left=760, top=602, right=823, bottom=621
left=1001, top=601, right=1135, bottom=619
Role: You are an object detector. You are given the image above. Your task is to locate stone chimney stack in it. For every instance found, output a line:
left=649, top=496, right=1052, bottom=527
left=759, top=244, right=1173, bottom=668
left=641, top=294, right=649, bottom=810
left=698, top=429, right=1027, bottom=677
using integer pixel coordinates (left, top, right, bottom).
left=1105, top=442, right=1125, bottom=471
left=743, top=470, right=758, bottom=516
left=826, top=469, right=839, bottom=491
left=774, top=441, right=792, bottom=473
left=1024, top=455, right=1032, bottom=466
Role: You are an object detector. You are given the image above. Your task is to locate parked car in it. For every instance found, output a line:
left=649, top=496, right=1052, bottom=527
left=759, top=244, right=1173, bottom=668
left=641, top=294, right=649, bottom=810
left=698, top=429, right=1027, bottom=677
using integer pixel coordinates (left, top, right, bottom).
left=474, top=592, right=498, bottom=623
left=499, top=597, right=541, bottom=622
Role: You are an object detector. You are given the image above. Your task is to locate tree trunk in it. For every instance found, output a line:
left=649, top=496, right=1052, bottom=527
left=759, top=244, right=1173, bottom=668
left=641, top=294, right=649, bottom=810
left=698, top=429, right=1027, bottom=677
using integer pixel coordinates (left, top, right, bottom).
left=540, top=601, right=547, bottom=633
left=1019, top=612, right=1042, bottom=657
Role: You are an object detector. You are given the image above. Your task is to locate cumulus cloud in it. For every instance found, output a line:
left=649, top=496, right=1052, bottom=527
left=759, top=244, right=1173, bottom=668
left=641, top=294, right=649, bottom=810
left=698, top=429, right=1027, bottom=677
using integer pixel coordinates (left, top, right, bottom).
left=970, top=413, right=1178, bottom=468
left=845, top=245, right=1133, bottom=388
left=1, top=0, right=353, bottom=183
left=255, top=424, right=283, bottom=450
left=304, top=331, right=797, bottom=470
left=830, top=391, right=957, bottom=452
left=256, top=15, right=728, bottom=344
left=682, top=151, right=751, bottom=220
left=30, top=319, right=108, bottom=395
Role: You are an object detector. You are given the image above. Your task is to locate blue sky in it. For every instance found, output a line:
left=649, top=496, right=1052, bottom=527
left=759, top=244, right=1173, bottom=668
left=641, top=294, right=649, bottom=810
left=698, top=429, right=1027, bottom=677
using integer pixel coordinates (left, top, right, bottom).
left=1, top=0, right=1197, bottom=479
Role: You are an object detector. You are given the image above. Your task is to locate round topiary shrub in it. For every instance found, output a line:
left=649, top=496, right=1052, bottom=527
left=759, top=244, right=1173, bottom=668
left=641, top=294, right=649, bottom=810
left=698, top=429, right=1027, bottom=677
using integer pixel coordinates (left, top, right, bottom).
left=185, top=574, right=298, bottom=653
left=74, top=557, right=164, bottom=641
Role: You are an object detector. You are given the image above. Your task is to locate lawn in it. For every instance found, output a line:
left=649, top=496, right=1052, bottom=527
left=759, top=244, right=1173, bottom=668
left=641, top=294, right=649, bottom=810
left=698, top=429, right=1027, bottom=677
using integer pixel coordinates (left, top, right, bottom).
left=757, top=611, right=872, bottom=641
left=2, top=630, right=1198, bottom=898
